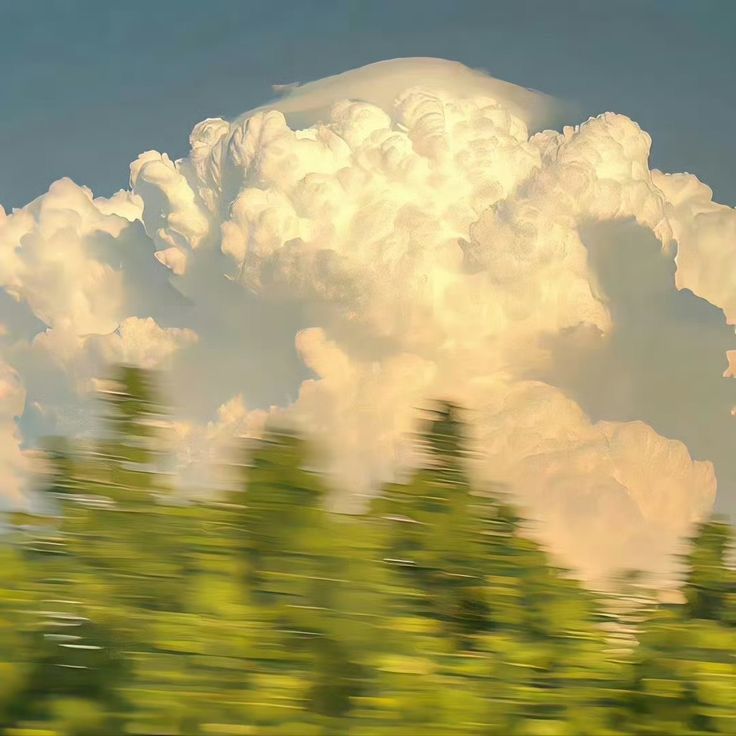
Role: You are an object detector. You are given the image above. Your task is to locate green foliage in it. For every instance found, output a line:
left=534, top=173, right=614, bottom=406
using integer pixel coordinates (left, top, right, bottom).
left=682, top=519, right=736, bottom=626
left=0, top=372, right=734, bottom=735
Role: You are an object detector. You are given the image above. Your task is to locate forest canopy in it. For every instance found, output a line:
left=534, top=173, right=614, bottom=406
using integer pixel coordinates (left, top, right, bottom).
left=0, top=365, right=734, bottom=735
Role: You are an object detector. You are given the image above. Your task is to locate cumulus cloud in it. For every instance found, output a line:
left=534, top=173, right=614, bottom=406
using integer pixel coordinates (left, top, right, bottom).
left=1, top=58, right=734, bottom=584
left=0, top=360, right=30, bottom=507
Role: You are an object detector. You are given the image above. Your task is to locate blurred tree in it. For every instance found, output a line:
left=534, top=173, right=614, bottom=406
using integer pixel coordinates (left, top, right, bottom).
left=682, top=518, right=736, bottom=627
left=370, top=402, right=492, bottom=638
left=630, top=610, right=736, bottom=735
left=1, top=368, right=735, bottom=735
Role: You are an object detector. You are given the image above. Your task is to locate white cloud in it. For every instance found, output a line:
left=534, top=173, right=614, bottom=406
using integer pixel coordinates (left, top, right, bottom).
left=0, top=360, right=31, bottom=508
left=241, top=57, right=563, bottom=133
left=0, top=179, right=132, bottom=336
left=1, top=58, right=733, bottom=583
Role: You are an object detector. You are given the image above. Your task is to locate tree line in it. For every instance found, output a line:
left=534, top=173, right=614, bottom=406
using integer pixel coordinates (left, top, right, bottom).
left=0, top=366, right=734, bottom=735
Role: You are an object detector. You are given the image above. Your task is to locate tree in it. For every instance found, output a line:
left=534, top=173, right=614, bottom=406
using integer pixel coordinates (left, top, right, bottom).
left=4, top=369, right=736, bottom=735
left=682, top=518, right=736, bottom=626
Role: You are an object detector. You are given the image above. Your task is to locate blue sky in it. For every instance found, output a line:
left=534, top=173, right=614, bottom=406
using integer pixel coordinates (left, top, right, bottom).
left=1, top=0, right=735, bottom=210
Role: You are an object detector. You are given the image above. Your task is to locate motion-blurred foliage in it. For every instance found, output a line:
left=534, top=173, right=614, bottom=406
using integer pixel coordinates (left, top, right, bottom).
left=1, top=366, right=734, bottom=735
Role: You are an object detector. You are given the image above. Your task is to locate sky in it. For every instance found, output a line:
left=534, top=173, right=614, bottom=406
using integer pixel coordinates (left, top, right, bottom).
left=1, top=1, right=735, bottom=584
left=1, top=0, right=735, bottom=210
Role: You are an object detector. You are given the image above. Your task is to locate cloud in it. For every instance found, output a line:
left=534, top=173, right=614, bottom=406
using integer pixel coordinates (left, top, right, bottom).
left=242, top=57, right=565, bottom=133
left=1, top=58, right=733, bottom=584
left=0, top=360, right=30, bottom=508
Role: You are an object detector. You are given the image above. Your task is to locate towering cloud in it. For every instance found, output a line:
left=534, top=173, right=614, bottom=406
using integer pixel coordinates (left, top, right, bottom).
left=1, top=58, right=733, bottom=583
